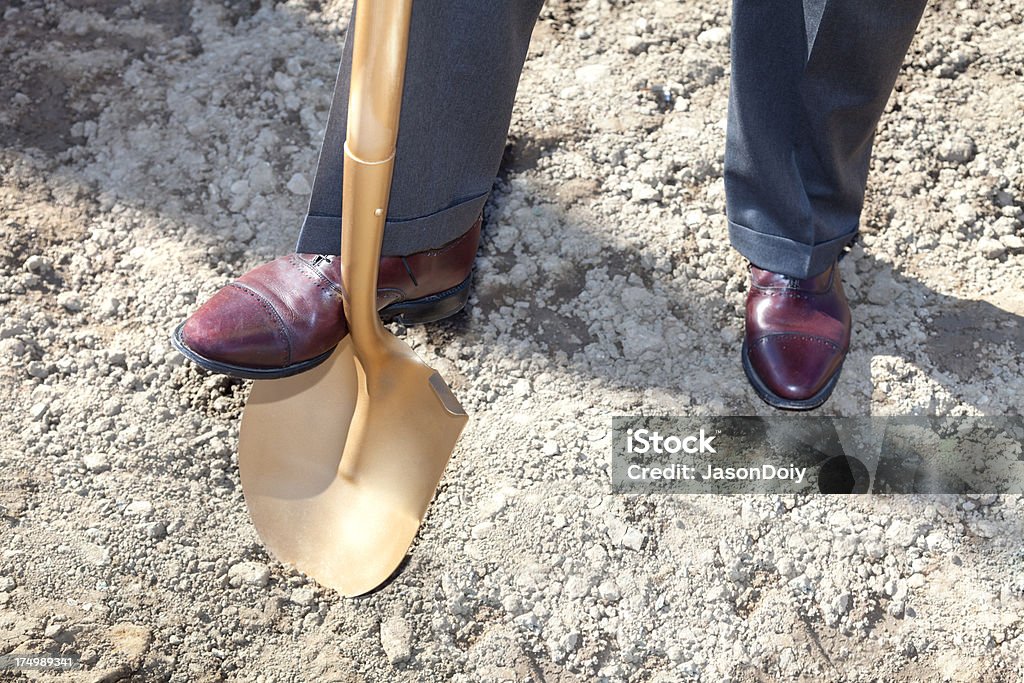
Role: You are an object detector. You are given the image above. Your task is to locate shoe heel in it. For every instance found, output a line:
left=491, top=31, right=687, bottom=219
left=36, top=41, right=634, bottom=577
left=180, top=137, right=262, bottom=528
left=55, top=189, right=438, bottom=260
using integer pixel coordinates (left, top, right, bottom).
left=383, top=275, right=471, bottom=325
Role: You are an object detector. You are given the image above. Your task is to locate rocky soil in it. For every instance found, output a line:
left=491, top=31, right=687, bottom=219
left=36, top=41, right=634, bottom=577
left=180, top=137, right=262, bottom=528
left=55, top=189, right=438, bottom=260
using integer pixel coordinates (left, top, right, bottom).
left=1, top=0, right=1022, bottom=681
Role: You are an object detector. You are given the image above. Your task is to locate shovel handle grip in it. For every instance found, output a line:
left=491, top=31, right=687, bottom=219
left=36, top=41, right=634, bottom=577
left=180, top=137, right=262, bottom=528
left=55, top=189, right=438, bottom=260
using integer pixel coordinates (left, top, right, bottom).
left=345, top=0, right=413, bottom=163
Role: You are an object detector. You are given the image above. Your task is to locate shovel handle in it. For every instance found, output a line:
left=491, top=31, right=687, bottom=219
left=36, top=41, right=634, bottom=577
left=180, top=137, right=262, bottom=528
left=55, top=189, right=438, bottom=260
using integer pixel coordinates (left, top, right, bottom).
left=345, top=0, right=412, bottom=163
left=341, top=0, right=414, bottom=353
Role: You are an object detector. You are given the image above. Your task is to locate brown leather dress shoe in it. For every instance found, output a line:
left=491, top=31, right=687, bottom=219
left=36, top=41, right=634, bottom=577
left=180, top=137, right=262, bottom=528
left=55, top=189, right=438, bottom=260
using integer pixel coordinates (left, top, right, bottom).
left=172, top=217, right=481, bottom=379
left=741, top=261, right=851, bottom=410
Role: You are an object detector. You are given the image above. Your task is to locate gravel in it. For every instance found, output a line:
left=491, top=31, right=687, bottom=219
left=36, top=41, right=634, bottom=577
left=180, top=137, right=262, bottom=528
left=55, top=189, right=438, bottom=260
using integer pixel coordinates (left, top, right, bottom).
left=1, top=0, right=1022, bottom=681
left=380, top=616, right=414, bottom=664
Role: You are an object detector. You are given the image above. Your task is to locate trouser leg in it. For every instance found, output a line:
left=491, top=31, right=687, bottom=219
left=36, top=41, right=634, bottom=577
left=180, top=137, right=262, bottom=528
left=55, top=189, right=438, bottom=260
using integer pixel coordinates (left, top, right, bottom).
left=296, top=0, right=543, bottom=257
left=725, top=0, right=926, bottom=278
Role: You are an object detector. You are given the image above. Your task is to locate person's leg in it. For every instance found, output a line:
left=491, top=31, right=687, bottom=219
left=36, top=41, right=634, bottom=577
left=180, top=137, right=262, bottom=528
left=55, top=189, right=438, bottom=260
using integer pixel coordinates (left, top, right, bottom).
left=173, top=0, right=543, bottom=378
left=726, top=0, right=926, bottom=278
left=298, top=0, right=544, bottom=256
left=728, top=0, right=926, bottom=410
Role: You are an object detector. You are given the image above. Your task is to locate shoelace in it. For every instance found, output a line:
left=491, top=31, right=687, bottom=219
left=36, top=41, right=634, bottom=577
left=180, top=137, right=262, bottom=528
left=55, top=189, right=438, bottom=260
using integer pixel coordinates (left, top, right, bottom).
left=309, top=254, right=419, bottom=287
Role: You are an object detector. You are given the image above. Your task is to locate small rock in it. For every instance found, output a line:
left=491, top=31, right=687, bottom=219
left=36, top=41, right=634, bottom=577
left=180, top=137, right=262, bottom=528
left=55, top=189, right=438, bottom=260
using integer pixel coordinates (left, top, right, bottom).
left=992, top=216, right=1018, bottom=236
left=584, top=544, right=608, bottom=565
left=867, top=275, right=900, bottom=305
left=99, top=297, right=121, bottom=318
left=123, top=500, right=153, bottom=517
left=27, top=361, right=49, bottom=379
left=707, top=584, right=729, bottom=601
left=970, top=520, right=998, bottom=538
left=0, top=338, right=26, bottom=359
left=575, top=63, right=610, bottom=84
left=286, top=173, right=311, bottom=195
left=511, top=378, right=531, bottom=398
left=273, top=71, right=295, bottom=92
left=83, top=452, right=110, bottom=473
left=624, top=36, right=648, bottom=55
left=0, top=576, right=16, bottom=592
left=23, top=255, right=52, bottom=273
left=954, top=203, right=977, bottom=226
left=630, top=181, right=661, bottom=202
left=478, top=490, right=509, bottom=519
left=937, top=136, right=976, bottom=164
left=697, top=27, right=729, bottom=45
left=290, top=586, right=316, bottom=606
left=470, top=521, right=494, bottom=539
left=231, top=224, right=252, bottom=242
left=777, top=557, right=796, bottom=578
left=541, top=440, right=560, bottom=456
left=380, top=616, right=413, bottom=664
left=144, top=522, right=167, bottom=540
left=227, top=561, right=271, bottom=588
left=565, top=575, right=594, bottom=599
left=925, top=532, right=946, bottom=551
left=57, top=292, right=83, bottom=312
left=978, top=236, right=1005, bottom=259
left=598, top=579, right=621, bottom=601
left=999, top=234, right=1023, bottom=252
left=248, top=161, right=275, bottom=194
left=230, top=179, right=249, bottom=197
left=620, top=526, right=645, bottom=551
left=82, top=543, right=110, bottom=566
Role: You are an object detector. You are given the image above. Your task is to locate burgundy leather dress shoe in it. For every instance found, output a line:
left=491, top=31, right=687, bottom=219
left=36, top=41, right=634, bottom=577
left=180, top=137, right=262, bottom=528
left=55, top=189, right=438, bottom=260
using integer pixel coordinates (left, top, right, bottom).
left=172, top=217, right=481, bottom=379
left=742, top=261, right=851, bottom=410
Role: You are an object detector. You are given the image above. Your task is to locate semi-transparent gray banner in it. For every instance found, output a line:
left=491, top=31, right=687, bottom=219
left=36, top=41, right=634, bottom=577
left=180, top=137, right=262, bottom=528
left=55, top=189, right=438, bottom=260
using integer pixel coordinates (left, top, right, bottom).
left=610, top=417, right=1024, bottom=494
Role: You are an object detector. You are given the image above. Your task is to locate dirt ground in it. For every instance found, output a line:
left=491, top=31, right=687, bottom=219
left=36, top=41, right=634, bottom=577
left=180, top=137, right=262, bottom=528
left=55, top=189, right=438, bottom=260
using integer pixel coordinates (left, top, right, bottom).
left=1, top=0, right=1022, bottom=681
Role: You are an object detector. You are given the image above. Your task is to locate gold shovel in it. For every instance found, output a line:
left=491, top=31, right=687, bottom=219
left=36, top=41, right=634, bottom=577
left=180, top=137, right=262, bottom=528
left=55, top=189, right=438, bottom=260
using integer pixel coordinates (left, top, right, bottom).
left=236, top=0, right=468, bottom=597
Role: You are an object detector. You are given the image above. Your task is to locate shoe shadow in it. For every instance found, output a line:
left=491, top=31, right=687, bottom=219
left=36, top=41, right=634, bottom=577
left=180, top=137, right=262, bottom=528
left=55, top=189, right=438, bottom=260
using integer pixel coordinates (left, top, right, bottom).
left=425, top=169, right=1023, bottom=417
left=835, top=256, right=1023, bottom=416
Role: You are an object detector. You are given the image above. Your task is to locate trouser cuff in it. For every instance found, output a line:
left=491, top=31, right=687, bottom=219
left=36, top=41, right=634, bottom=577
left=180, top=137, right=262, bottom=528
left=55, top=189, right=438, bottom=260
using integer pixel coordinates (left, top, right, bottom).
left=295, top=190, right=489, bottom=256
left=728, top=219, right=856, bottom=279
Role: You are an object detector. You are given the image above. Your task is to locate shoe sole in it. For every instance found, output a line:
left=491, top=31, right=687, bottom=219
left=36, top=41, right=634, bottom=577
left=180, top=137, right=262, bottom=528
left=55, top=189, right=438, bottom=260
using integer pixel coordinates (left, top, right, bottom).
left=740, top=339, right=844, bottom=411
left=171, top=274, right=472, bottom=380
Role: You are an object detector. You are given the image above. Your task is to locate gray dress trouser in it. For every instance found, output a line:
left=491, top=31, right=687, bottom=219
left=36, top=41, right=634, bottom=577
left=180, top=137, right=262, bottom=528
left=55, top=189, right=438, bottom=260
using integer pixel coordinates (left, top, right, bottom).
left=295, top=0, right=927, bottom=279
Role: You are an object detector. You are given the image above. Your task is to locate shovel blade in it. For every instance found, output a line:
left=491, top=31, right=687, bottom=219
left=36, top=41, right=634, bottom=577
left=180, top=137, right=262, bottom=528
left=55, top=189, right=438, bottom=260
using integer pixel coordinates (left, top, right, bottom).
left=329, top=332, right=467, bottom=595
left=238, top=336, right=467, bottom=596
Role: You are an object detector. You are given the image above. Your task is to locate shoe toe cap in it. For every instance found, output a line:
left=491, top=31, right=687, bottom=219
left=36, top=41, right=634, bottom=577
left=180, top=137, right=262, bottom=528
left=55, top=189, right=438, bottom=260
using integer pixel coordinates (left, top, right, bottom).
left=179, top=284, right=290, bottom=369
left=747, top=334, right=844, bottom=401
